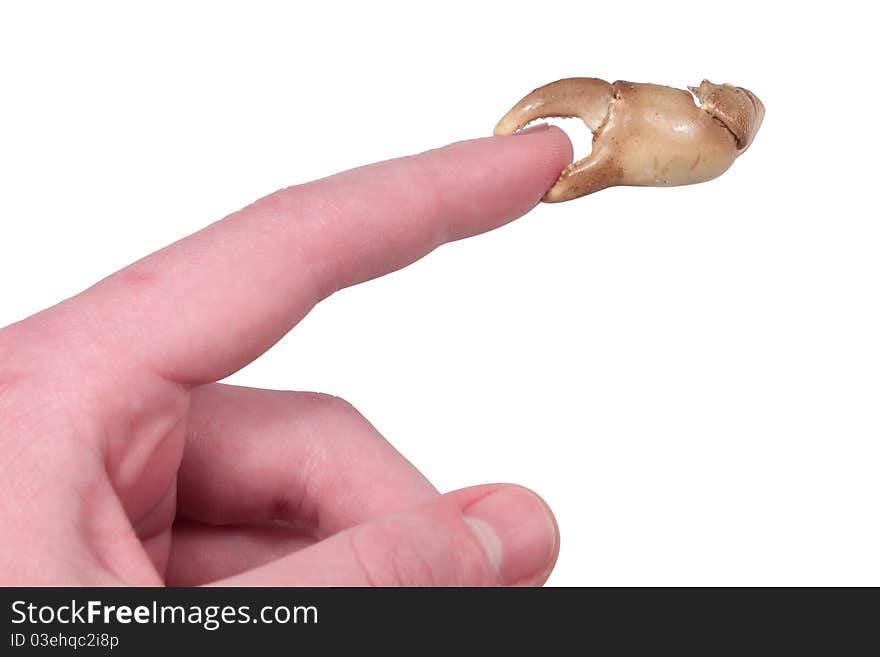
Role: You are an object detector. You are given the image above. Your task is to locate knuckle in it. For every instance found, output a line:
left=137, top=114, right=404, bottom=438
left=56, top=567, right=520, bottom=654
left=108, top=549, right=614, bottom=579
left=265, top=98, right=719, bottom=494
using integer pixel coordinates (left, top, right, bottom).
left=307, top=392, right=362, bottom=421
left=350, top=524, right=436, bottom=587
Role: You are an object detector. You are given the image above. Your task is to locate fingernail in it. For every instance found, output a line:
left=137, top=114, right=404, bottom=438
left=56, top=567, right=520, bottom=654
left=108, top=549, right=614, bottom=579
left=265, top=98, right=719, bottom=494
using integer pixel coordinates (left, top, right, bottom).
left=464, top=486, right=557, bottom=585
left=514, top=123, right=551, bottom=135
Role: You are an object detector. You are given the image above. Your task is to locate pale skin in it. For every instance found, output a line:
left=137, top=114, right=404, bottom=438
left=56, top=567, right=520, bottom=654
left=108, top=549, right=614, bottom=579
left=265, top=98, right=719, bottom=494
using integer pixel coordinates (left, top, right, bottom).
left=0, top=125, right=572, bottom=586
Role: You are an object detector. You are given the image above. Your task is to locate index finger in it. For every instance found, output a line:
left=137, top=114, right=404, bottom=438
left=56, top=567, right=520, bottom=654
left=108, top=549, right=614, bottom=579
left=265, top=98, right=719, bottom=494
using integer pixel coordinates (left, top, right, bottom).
left=53, top=126, right=572, bottom=384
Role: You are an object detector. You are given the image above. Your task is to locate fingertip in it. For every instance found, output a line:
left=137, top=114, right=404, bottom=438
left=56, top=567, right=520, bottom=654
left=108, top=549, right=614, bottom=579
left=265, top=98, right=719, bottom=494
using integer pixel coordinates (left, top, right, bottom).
left=405, top=128, right=573, bottom=241
left=498, top=123, right=574, bottom=188
left=546, top=124, right=576, bottom=171
left=529, top=124, right=576, bottom=167
left=483, top=125, right=573, bottom=205
left=458, top=483, right=560, bottom=586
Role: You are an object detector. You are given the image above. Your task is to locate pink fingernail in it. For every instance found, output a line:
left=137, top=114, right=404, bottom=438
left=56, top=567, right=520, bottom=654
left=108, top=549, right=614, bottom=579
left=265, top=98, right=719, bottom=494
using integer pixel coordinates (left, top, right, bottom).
left=463, top=487, right=557, bottom=585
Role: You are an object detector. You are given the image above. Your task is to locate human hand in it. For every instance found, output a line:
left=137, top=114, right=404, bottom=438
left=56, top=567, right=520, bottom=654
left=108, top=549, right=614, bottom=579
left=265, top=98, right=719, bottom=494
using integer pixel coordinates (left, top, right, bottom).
left=0, top=126, right=571, bottom=586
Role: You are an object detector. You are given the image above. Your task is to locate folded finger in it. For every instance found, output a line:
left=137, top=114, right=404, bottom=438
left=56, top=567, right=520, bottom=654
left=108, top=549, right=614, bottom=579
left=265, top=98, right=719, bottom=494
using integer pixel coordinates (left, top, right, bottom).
left=175, top=384, right=438, bottom=533
left=166, top=520, right=315, bottom=586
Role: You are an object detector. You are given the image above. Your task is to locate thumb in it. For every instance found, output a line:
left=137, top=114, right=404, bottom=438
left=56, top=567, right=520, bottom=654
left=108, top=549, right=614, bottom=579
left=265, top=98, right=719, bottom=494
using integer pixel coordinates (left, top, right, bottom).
left=211, top=484, right=559, bottom=586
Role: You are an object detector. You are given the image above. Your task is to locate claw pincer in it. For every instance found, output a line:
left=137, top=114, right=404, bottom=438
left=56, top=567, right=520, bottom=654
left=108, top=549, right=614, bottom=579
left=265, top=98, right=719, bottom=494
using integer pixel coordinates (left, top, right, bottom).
left=494, top=77, right=764, bottom=202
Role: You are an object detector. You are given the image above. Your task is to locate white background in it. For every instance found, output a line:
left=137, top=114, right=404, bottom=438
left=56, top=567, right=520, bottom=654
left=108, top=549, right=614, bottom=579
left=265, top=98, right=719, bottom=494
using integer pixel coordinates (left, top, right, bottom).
left=1, top=1, right=877, bottom=585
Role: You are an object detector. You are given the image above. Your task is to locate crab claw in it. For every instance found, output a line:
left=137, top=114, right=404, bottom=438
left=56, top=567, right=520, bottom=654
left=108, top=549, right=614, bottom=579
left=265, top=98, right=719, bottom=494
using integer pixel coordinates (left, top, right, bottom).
left=493, top=77, right=615, bottom=136
left=495, top=77, right=765, bottom=203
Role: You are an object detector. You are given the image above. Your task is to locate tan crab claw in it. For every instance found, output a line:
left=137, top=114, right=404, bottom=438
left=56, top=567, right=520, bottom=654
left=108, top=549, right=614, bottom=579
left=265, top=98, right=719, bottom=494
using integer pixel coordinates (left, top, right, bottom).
left=493, top=77, right=615, bottom=135
left=494, top=77, right=765, bottom=203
